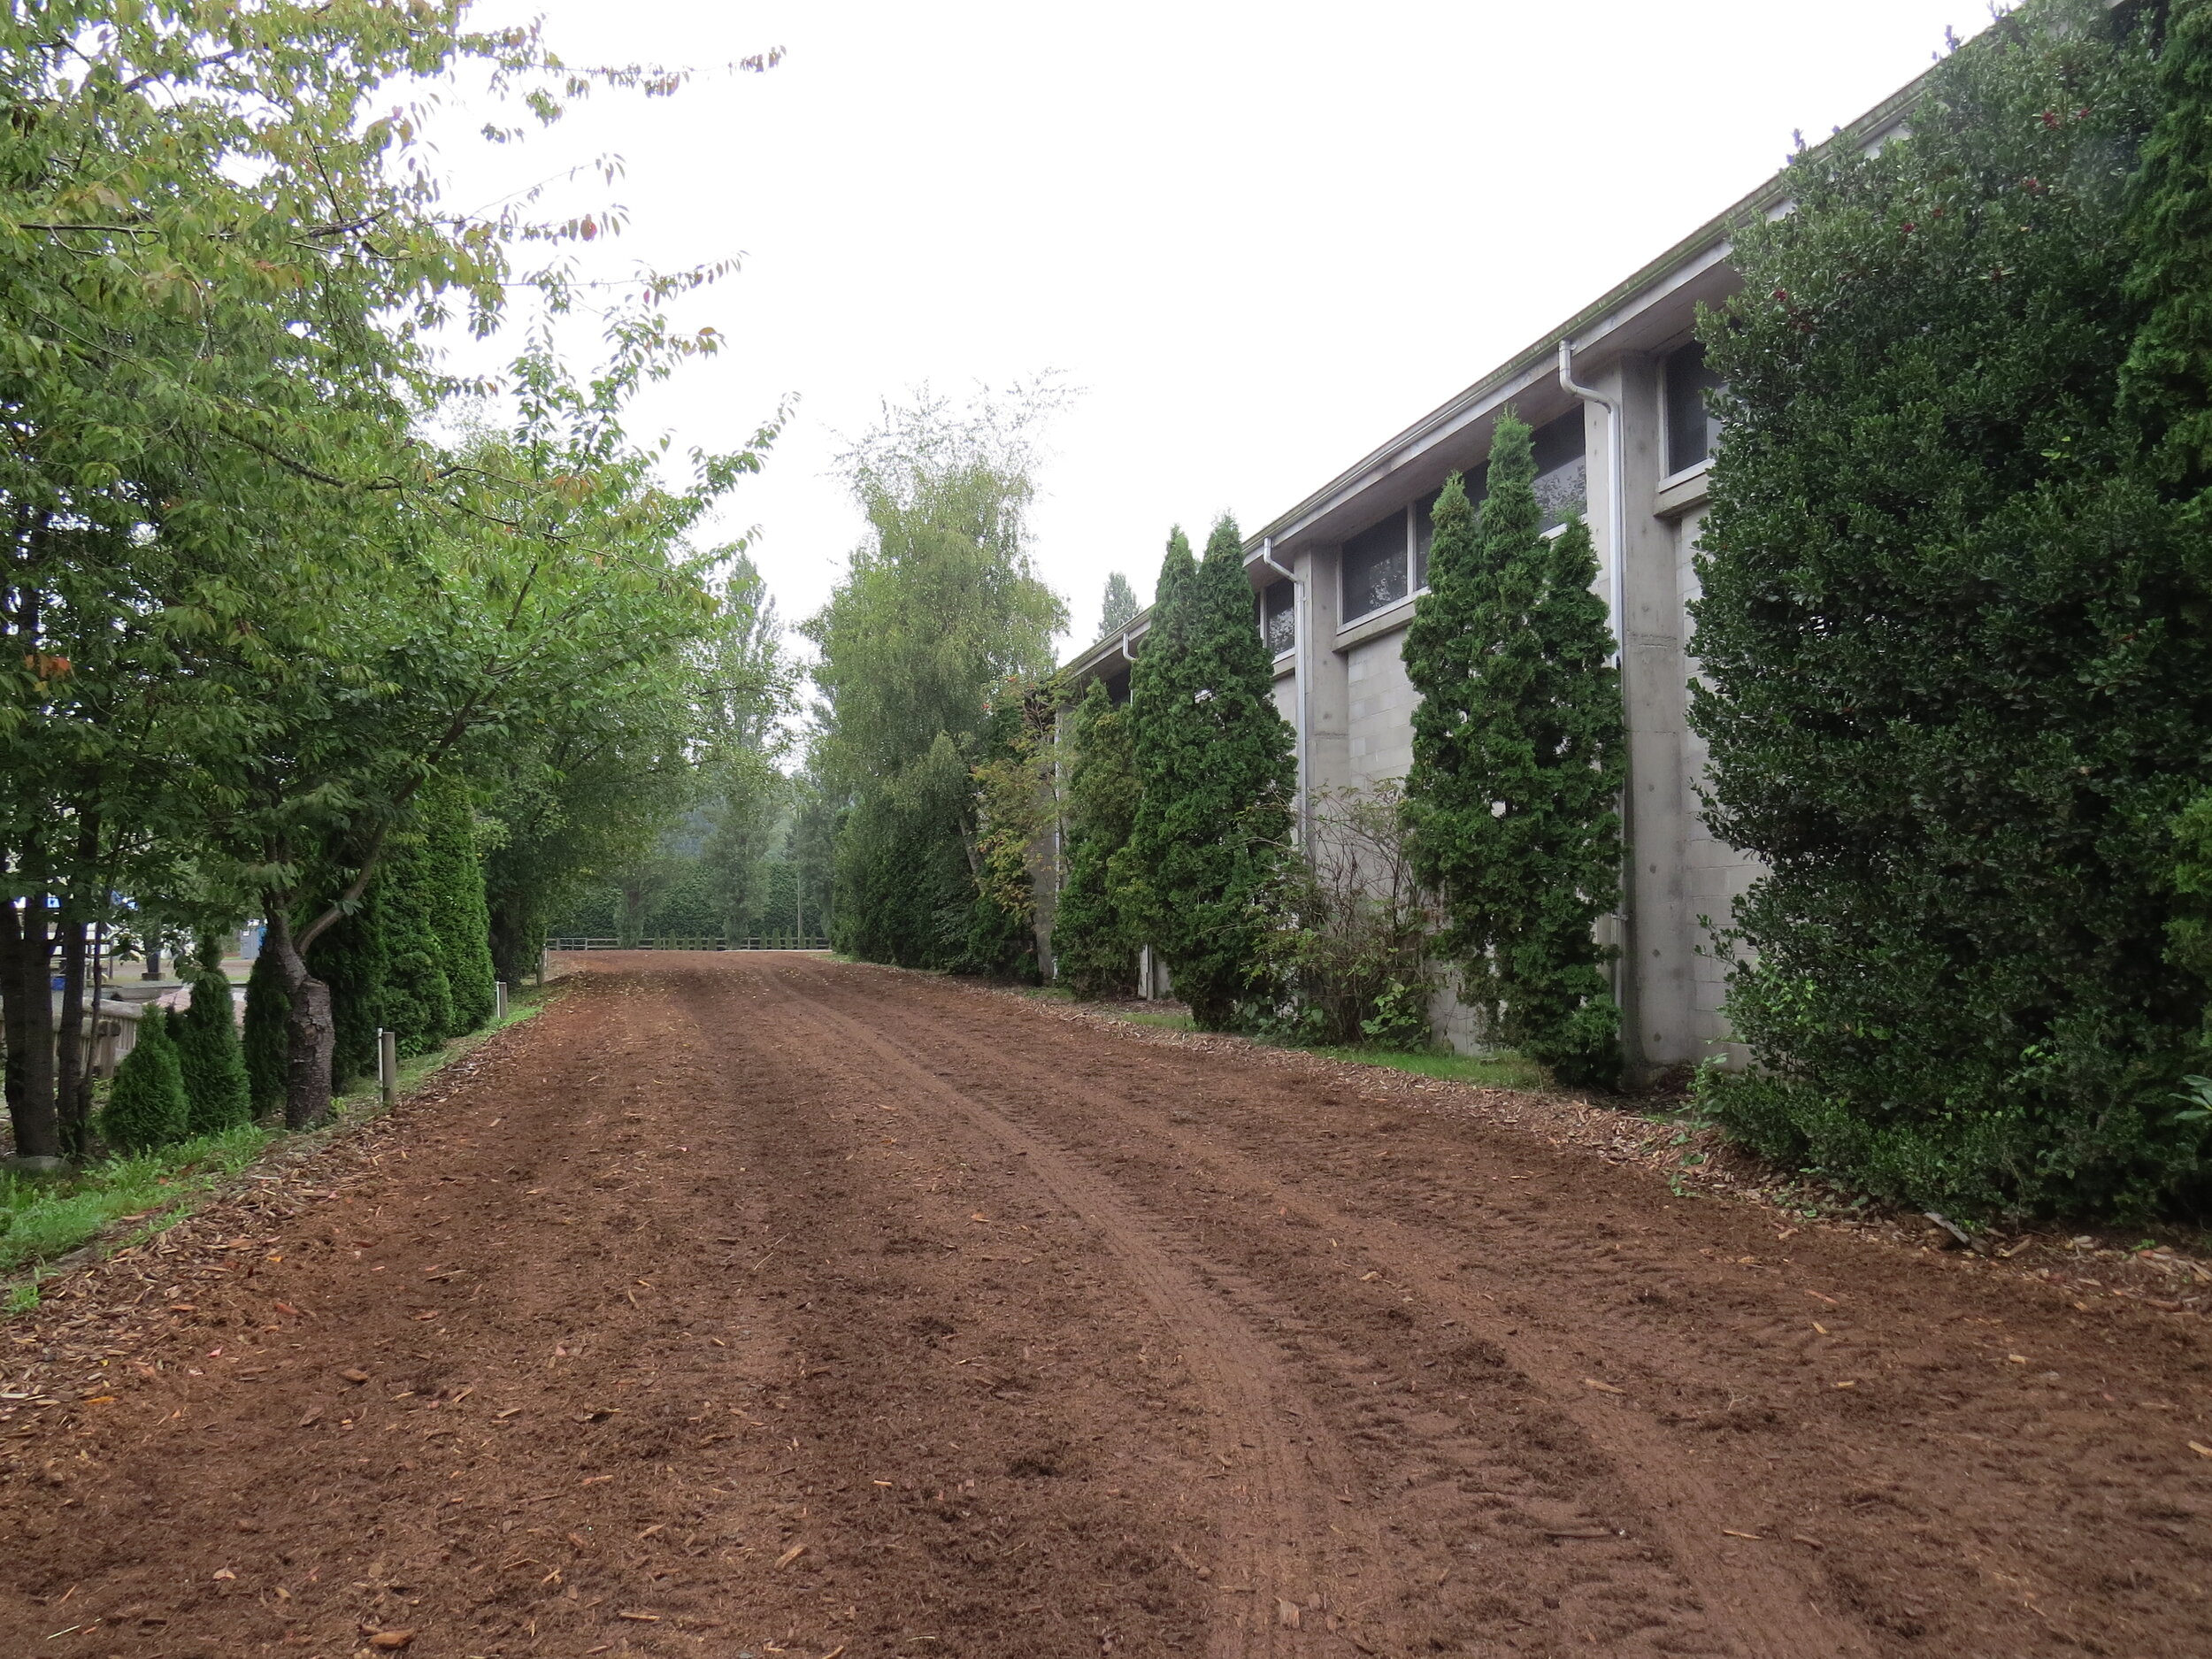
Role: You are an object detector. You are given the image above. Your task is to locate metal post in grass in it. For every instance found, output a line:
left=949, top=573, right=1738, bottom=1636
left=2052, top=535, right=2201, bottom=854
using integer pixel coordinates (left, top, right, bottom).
left=494, top=981, right=508, bottom=1021
left=379, top=1027, right=398, bottom=1110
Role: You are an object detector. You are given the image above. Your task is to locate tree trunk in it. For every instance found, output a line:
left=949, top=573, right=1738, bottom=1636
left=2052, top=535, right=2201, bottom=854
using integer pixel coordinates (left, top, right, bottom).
left=0, top=895, right=61, bottom=1162
left=54, top=917, right=89, bottom=1159
left=53, top=810, right=99, bottom=1158
left=265, top=908, right=334, bottom=1130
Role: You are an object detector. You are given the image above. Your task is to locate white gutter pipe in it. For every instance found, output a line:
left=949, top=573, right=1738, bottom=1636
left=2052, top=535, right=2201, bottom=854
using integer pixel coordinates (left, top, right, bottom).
left=1557, top=339, right=1625, bottom=666
left=1557, top=337, right=1639, bottom=1071
left=1256, top=536, right=1313, bottom=846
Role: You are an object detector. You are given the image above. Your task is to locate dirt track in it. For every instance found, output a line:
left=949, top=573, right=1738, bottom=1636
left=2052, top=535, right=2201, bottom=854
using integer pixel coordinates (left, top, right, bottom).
left=3, top=952, right=2210, bottom=1659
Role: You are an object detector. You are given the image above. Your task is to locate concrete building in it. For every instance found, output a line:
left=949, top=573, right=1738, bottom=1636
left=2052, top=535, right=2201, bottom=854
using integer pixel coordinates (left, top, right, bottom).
left=1052, top=73, right=1939, bottom=1080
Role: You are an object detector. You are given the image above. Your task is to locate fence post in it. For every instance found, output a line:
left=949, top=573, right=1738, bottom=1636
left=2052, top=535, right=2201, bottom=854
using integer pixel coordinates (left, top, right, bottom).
left=379, top=1028, right=398, bottom=1110
left=495, top=981, right=509, bottom=1021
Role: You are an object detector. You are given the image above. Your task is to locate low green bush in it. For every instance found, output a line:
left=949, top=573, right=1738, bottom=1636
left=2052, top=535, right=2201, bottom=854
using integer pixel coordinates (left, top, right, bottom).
left=99, top=1008, right=190, bottom=1153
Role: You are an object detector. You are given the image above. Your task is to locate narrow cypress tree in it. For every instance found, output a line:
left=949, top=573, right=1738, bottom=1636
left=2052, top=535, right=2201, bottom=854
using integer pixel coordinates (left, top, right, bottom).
left=173, top=939, right=251, bottom=1135
left=1118, top=517, right=1296, bottom=1029
left=1402, top=414, right=1624, bottom=1088
left=101, top=1007, right=189, bottom=1153
left=1053, top=679, right=1142, bottom=995
left=424, top=777, right=497, bottom=1033
left=242, top=942, right=288, bottom=1118
left=374, top=828, right=454, bottom=1057
left=307, top=880, right=387, bottom=1087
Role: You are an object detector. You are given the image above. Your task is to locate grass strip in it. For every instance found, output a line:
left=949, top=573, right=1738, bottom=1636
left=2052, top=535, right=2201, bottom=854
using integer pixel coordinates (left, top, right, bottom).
left=1071, top=996, right=1552, bottom=1092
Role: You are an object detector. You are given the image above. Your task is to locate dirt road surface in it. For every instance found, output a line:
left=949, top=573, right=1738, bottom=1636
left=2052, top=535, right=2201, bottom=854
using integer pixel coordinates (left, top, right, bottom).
left=3, top=952, right=2209, bottom=1659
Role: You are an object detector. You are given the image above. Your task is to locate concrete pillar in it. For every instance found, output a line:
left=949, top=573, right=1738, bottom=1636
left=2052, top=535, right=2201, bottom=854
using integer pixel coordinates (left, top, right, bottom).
left=1605, top=352, right=1698, bottom=1080
left=1295, top=541, right=1352, bottom=812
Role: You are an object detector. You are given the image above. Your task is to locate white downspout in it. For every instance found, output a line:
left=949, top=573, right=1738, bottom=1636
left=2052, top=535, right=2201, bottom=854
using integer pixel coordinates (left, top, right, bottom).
left=1257, top=536, right=1311, bottom=847
left=1558, top=339, right=1625, bottom=666
left=1557, top=337, right=1640, bottom=1073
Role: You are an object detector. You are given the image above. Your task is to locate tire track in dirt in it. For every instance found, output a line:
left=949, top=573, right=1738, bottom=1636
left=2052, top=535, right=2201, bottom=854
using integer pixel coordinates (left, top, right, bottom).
left=757, top=957, right=1752, bottom=1658
left=769, top=955, right=2212, bottom=1659
left=1, top=953, right=2206, bottom=1659
left=778, top=956, right=1850, bottom=1658
left=742, top=958, right=1400, bottom=1659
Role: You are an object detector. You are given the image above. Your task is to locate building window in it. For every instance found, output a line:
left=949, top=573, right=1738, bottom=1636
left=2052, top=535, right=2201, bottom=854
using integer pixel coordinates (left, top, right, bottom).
left=1531, top=411, right=1586, bottom=531
left=1414, top=490, right=1439, bottom=591
left=1341, top=511, right=1409, bottom=622
left=1665, top=339, right=1724, bottom=476
left=1260, top=578, right=1295, bottom=655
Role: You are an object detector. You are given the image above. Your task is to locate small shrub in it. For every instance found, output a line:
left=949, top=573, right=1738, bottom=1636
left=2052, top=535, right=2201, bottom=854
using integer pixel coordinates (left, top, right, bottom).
left=1270, top=784, right=1436, bottom=1047
left=242, top=946, right=288, bottom=1118
left=100, top=1008, right=190, bottom=1153
left=173, top=964, right=252, bottom=1136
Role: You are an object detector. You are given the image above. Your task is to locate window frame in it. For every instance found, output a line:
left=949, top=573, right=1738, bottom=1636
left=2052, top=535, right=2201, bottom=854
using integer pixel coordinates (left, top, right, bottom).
left=1662, top=338, right=1723, bottom=483
left=1258, top=575, right=1296, bottom=658
left=1338, top=505, right=1417, bottom=625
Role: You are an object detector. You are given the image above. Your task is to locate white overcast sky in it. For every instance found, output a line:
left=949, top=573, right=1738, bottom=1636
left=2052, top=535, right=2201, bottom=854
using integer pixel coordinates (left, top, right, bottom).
left=429, top=0, right=1990, bottom=656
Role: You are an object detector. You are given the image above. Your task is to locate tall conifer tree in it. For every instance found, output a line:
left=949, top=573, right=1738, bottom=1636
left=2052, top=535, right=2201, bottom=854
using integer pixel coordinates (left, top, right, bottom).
left=1402, top=415, right=1624, bottom=1088
left=376, top=839, right=455, bottom=1057
left=1118, top=517, right=1295, bottom=1029
left=423, top=777, right=497, bottom=1033
left=1053, top=680, right=1142, bottom=995
left=306, top=882, right=387, bottom=1087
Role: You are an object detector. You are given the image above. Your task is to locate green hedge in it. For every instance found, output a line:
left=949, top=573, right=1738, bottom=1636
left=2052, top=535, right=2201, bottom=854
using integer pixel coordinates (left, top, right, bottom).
left=1690, top=0, right=2212, bottom=1215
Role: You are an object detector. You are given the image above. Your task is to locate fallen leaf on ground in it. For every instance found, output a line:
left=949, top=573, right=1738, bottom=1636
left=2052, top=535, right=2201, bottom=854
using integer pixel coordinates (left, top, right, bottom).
left=212, top=1568, right=236, bottom=1580
left=1277, top=1599, right=1302, bottom=1629
left=775, top=1543, right=807, bottom=1570
left=367, top=1633, right=415, bottom=1652
left=339, top=1369, right=369, bottom=1385
left=1582, top=1378, right=1626, bottom=1395
left=2190, top=1441, right=2212, bottom=1458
